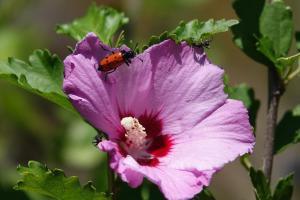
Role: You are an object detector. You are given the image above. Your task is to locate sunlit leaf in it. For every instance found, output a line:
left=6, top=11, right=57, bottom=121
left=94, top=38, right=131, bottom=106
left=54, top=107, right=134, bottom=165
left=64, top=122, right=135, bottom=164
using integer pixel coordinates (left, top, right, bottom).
left=143, top=19, right=238, bottom=50
left=0, top=50, right=75, bottom=113
left=170, top=19, right=238, bottom=44
left=274, top=105, right=300, bottom=154
left=14, top=161, right=107, bottom=200
left=273, top=174, right=294, bottom=200
left=56, top=4, right=129, bottom=44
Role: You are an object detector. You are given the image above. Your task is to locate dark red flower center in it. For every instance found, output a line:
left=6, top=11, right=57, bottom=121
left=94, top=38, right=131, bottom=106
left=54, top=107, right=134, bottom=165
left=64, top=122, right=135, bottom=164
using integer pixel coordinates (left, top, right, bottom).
left=118, top=113, right=172, bottom=167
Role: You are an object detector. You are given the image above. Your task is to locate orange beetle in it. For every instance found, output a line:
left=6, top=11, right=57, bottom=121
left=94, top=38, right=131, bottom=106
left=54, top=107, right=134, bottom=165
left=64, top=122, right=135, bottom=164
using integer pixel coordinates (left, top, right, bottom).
left=98, top=50, right=136, bottom=73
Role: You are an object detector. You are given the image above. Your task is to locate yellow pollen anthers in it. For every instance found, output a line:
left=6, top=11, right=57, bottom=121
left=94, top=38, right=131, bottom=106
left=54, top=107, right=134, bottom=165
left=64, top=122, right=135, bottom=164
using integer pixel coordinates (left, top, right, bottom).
left=121, top=117, right=147, bottom=148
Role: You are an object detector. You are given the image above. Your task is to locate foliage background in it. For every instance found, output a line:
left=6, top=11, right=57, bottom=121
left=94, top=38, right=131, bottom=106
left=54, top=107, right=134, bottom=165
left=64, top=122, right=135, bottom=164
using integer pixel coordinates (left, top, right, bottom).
left=0, top=0, right=299, bottom=199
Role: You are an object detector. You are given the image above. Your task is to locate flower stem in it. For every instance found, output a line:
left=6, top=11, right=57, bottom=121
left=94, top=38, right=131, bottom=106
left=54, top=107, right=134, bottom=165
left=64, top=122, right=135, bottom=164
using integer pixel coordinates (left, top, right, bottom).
left=262, top=67, right=284, bottom=181
left=107, top=154, right=115, bottom=200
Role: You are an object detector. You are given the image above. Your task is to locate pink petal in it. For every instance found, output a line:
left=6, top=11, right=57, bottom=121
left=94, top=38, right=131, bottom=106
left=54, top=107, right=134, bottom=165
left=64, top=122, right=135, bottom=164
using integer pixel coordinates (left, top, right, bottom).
left=122, top=156, right=214, bottom=200
left=98, top=140, right=123, bottom=170
left=105, top=40, right=227, bottom=135
left=99, top=53, right=155, bottom=117
left=98, top=141, right=144, bottom=187
left=118, top=157, right=144, bottom=188
left=161, top=99, right=255, bottom=171
left=147, top=40, right=227, bottom=135
left=63, top=54, right=122, bottom=138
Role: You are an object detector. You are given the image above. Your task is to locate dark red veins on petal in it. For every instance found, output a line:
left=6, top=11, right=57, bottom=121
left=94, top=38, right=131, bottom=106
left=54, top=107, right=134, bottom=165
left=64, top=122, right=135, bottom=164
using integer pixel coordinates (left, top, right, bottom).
left=147, top=135, right=173, bottom=157
left=118, top=111, right=173, bottom=167
left=138, top=112, right=162, bottom=138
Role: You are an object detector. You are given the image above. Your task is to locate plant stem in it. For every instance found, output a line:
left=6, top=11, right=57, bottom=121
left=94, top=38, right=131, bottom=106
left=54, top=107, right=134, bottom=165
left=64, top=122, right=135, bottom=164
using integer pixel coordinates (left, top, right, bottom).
left=262, top=67, right=283, bottom=181
left=107, top=154, right=115, bottom=200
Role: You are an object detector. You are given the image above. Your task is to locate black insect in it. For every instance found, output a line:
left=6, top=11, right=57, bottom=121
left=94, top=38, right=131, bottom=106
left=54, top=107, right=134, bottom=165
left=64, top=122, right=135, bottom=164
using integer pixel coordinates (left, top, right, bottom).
left=92, top=134, right=104, bottom=146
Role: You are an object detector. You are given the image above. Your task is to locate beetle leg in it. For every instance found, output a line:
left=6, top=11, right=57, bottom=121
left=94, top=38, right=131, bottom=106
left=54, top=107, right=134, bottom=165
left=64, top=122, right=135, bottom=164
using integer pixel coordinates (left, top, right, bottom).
left=104, top=69, right=117, bottom=80
left=136, top=56, right=143, bottom=63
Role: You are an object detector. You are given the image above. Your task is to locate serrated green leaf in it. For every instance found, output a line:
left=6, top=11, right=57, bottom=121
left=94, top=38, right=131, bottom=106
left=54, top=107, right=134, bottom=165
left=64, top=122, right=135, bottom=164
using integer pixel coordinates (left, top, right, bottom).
left=258, top=0, right=293, bottom=59
left=249, top=167, right=272, bottom=200
left=14, top=161, right=107, bottom=200
left=143, top=19, right=238, bottom=50
left=56, top=4, right=128, bottom=44
left=0, top=50, right=76, bottom=113
left=170, top=19, right=238, bottom=45
left=272, top=174, right=294, bottom=200
left=227, top=84, right=260, bottom=128
left=296, top=32, right=300, bottom=52
left=231, top=0, right=272, bottom=66
left=274, top=105, right=300, bottom=154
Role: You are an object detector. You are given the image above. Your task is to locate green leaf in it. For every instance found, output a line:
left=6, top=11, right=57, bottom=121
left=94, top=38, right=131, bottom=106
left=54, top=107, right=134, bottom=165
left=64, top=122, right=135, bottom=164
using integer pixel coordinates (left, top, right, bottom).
left=276, top=53, right=300, bottom=68
left=296, top=31, right=300, bottom=52
left=170, top=19, right=238, bottom=45
left=258, top=0, right=293, bottom=60
left=194, top=188, right=216, bottom=200
left=273, top=174, right=294, bottom=200
left=257, top=36, right=276, bottom=63
left=274, top=105, right=300, bottom=154
left=0, top=49, right=75, bottom=113
left=249, top=167, right=272, bottom=200
left=14, top=161, right=107, bottom=200
left=143, top=19, right=238, bottom=50
left=231, top=0, right=272, bottom=66
left=276, top=52, right=300, bottom=79
left=227, top=84, right=260, bottom=128
left=56, top=4, right=129, bottom=44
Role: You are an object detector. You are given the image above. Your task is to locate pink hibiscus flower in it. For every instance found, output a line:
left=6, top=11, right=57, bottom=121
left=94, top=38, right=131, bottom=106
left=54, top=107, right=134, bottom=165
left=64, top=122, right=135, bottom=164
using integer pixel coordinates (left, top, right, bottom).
left=63, top=33, right=255, bottom=200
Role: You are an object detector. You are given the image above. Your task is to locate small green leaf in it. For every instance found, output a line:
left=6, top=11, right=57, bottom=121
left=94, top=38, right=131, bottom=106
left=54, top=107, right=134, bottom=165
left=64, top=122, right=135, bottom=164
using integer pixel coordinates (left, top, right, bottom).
left=276, top=53, right=300, bottom=80
left=249, top=167, right=272, bottom=200
left=143, top=19, right=238, bottom=50
left=258, top=0, right=293, bottom=59
left=276, top=53, right=300, bottom=68
left=0, top=50, right=75, bottom=113
left=272, top=174, right=294, bottom=200
left=274, top=105, right=300, bottom=154
left=56, top=4, right=129, bottom=44
left=14, top=161, right=107, bottom=200
left=227, top=84, right=260, bottom=128
left=296, top=31, right=300, bottom=52
left=231, top=0, right=272, bottom=66
left=194, top=188, right=216, bottom=200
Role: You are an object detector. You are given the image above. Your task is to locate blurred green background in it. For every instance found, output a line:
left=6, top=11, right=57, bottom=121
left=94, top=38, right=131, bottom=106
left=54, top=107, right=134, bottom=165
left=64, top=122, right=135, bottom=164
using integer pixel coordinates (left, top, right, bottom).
left=0, top=0, right=299, bottom=199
